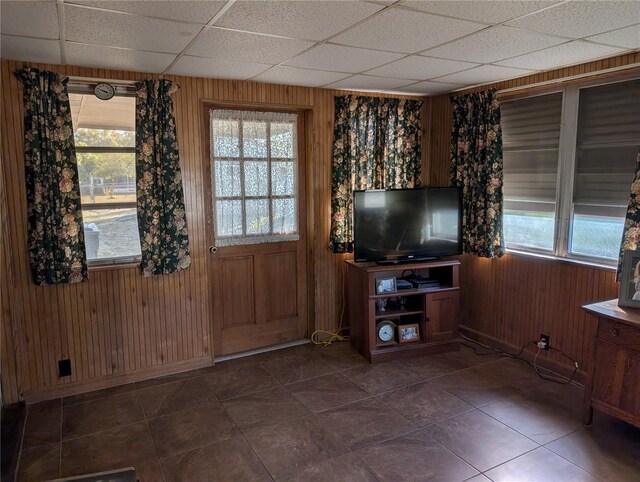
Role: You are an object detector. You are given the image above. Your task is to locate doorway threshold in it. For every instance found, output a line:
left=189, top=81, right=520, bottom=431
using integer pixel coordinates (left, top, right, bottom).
left=214, top=339, right=310, bottom=363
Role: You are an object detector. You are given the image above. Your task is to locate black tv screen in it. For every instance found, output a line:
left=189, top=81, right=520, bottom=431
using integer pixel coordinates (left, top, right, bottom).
left=353, top=187, right=462, bottom=263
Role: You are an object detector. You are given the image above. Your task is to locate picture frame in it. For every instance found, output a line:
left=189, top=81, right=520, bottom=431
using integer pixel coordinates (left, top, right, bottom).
left=618, top=250, right=640, bottom=308
left=375, top=277, right=397, bottom=295
left=398, top=323, right=420, bottom=343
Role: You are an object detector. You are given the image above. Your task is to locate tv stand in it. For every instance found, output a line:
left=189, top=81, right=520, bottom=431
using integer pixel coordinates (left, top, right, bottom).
left=345, top=259, right=460, bottom=363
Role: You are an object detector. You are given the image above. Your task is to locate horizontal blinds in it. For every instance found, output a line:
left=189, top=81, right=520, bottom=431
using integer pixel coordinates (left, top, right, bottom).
left=574, top=80, right=640, bottom=207
left=502, top=92, right=562, bottom=203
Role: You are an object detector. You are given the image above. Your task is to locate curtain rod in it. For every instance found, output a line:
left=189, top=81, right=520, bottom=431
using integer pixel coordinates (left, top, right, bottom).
left=68, top=76, right=137, bottom=86
left=496, top=62, right=640, bottom=95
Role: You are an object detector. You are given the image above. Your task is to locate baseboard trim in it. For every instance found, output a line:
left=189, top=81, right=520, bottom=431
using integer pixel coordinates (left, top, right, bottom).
left=23, top=356, right=213, bottom=404
left=459, top=325, right=587, bottom=386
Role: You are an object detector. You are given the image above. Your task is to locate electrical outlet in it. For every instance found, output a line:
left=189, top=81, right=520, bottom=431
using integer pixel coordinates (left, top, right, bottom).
left=58, top=359, right=72, bottom=377
left=539, top=334, right=550, bottom=350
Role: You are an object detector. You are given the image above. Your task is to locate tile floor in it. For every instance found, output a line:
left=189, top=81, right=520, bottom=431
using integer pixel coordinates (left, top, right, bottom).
left=17, top=343, right=640, bottom=482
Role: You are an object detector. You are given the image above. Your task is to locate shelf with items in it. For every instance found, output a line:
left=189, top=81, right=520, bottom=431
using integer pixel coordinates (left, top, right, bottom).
left=346, top=259, right=460, bottom=363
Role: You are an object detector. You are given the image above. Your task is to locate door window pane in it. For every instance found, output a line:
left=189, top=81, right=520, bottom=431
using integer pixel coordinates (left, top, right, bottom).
left=214, top=161, right=242, bottom=198
left=243, top=121, right=267, bottom=158
left=245, top=199, right=270, bottom=234
left=271, top=162, right=295, bottom=196
left=244, top=161, right=269, bottom=197
left=216, top=200, right=243, bottom=237
left=271, top=122, right=294, bottom=158
left=212, top=119, right=240, bottom=158
left=273, top=198, right=297, bottom=234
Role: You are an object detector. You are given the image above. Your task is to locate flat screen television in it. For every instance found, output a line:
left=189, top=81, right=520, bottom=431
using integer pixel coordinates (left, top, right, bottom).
left=353, top=187, right=462, bottom=263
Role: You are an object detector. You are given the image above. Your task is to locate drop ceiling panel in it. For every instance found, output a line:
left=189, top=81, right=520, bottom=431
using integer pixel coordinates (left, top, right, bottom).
left=435, top=64, right=536, bottom=84
left=65, top=1, right=227, bottom=25
left=168, top=56, right=272, bottom=80
left=65, top=5, right=200, bottom=53
left=186, top=28, right=313, bottom=65
left=66, top=43, right=175, bottom=73
left=421, top=26, right=567, bottom=63
left=215, top=0, right=385, bottom=41
left=331, top=8, right=486, bottom=53
left=0, top=1, right=59, bottom=39
left=1, top=35, right=61, bottom=64
left=326, top=74, right=413, bottom=91
left=395, top=80, right=465, bottom=95
left=586, top=25, right=640, bottom=49
left=506, top=0, right=640, bottom=39
left=365, top=55, right=478, bottom=80
left=496, top=40, right=627, bottom=70
left=284, top=44, right=404, bottom=74
left=400, top=0, right=562, bottom=25
left=252, top=66, right=350, bottom=88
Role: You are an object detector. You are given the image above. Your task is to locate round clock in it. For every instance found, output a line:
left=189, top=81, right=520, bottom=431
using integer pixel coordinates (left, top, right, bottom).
left=94, top=82, right=115, bottom=101
left=376, top=320, right=396, bottom=344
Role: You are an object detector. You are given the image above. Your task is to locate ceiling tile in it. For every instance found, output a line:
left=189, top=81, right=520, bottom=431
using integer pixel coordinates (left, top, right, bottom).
left=215, top=1, right=384, bottom=41
left=168, top=56, right=272, bottom=80
left=0, top=1, right=59, bottom=39
left=496, top=40, right=627, bottom=70
left=420, top=26, right=566, bottom=63
left=252, top=66, right=350, bottom=88
left=187, top=27, right=313, bottom=64
left=326, top=74, right=413, bottom=91
left=65, top=43, right=175, bottom=72
left=434, top=64, right=535, bottom=84
left=1, top=34, right=61, bottom=64
left=65, top=1, right=227, bottom=25
left=331, top=7, right=485, bottom=53
left=506, top=0, right=640, bottom=39
left=65, top=5, right=200, bottom=53
left=400, top=0, right=561, bottom=24
left=395, top=80, right=464, bottom=95
left=284, top=44, right=404, bottom=74
left=585, top=24, right=640, bottom=49
left=365, top=55, right=478, bottom=80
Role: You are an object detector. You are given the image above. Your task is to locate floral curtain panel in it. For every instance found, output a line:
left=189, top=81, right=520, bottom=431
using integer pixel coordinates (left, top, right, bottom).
left=329, top=95, right=422, bottom=253
left=135, top=79, right=190, bottom=276
left=15, top=68, right=88, bottom=285
left=450, top=89, right=505, bottom=259
left=617, top=148, right=640, bottom=280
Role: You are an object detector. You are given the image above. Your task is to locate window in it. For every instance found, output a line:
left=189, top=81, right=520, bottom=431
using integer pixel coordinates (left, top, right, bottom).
left=502, top=78, right=640, bottom=264
left=69, top=88, right=141, bottom=264
left=210, top=110, right=298, bottom=246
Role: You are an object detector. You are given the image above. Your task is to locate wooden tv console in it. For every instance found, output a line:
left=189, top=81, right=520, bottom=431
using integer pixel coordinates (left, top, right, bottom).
left=345, top=259, right=460, bottom=363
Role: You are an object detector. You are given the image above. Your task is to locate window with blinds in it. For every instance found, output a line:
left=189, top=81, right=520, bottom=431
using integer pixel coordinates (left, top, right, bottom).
left=570, top=80, right=640, bottom=260
left=502, top=92, right=563, bottom=251
left=501, top=76, right=640, bottom=265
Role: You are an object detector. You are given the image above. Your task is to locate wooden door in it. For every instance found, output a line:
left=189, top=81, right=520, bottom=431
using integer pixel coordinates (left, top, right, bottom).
left=425, top=291, right=460, bottom=342
left=205, top=108, right=308, bottom=356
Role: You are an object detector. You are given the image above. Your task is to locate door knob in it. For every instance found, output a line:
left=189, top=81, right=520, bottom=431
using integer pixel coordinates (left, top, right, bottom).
left=209, top=245, right=217, bottom=254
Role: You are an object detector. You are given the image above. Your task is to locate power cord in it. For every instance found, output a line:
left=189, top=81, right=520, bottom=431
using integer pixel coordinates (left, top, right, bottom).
left=311, top=266, right=350, bottom=346
left=460, top=333, right=579, bottom=385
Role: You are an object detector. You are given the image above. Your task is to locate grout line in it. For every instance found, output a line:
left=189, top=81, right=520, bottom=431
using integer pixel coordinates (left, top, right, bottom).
left=56, top=0, right=67, bottom=65
left=134, top=389, right=167, bottom=482
left=58, top=401, right=63, bottom=478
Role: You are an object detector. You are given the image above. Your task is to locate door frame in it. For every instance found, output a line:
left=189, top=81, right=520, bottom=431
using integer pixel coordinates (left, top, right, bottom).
left=201, top=100, right=315, bottom=359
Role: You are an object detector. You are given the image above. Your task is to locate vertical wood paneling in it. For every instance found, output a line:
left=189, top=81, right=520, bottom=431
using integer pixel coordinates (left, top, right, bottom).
left=1, top=59, right=422, bottom=403
left=428, top=53, right=639, bottom=376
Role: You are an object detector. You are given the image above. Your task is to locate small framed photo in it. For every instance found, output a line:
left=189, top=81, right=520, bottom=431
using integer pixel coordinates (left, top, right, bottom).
left=376, top=277, right=397, bottom=295
left=398, top=323, right=420, bottom=343
left=618, top=250, right=640, bottom=308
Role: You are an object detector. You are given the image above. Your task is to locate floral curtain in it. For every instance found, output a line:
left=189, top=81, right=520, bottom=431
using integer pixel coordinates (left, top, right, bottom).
left=15, top=68, right=87, bottom=285
left=450, top=89, right=504, bottom=258
left=329, top=95, right=422, bottom=253
left=617, top=148, right=640, bottom=281
left=135, top=79, right=190, bottom=276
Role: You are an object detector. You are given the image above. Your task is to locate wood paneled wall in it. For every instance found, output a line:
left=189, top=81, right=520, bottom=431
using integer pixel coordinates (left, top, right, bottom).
left=428, top=52, right=640, bottom=378
left=0, top=59, right=424, bottom=403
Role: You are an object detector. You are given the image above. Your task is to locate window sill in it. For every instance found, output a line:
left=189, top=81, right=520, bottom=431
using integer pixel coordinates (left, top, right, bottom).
left=88, top=261, right=140, bottom=272
left=506, top=249, right=617, bottom=272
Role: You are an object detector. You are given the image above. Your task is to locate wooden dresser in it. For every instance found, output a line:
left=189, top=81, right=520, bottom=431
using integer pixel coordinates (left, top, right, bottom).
left=582, top=299, right=640, bottom=428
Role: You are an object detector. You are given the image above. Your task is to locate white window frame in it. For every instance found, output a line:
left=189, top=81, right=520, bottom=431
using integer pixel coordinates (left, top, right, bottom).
left=503, top=74, right=640, bottom=268
left=69, top=81, right=141, bottom=266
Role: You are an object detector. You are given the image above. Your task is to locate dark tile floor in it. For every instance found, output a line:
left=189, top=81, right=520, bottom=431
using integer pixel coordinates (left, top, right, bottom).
left=17, top=343, right=640, bottom=482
